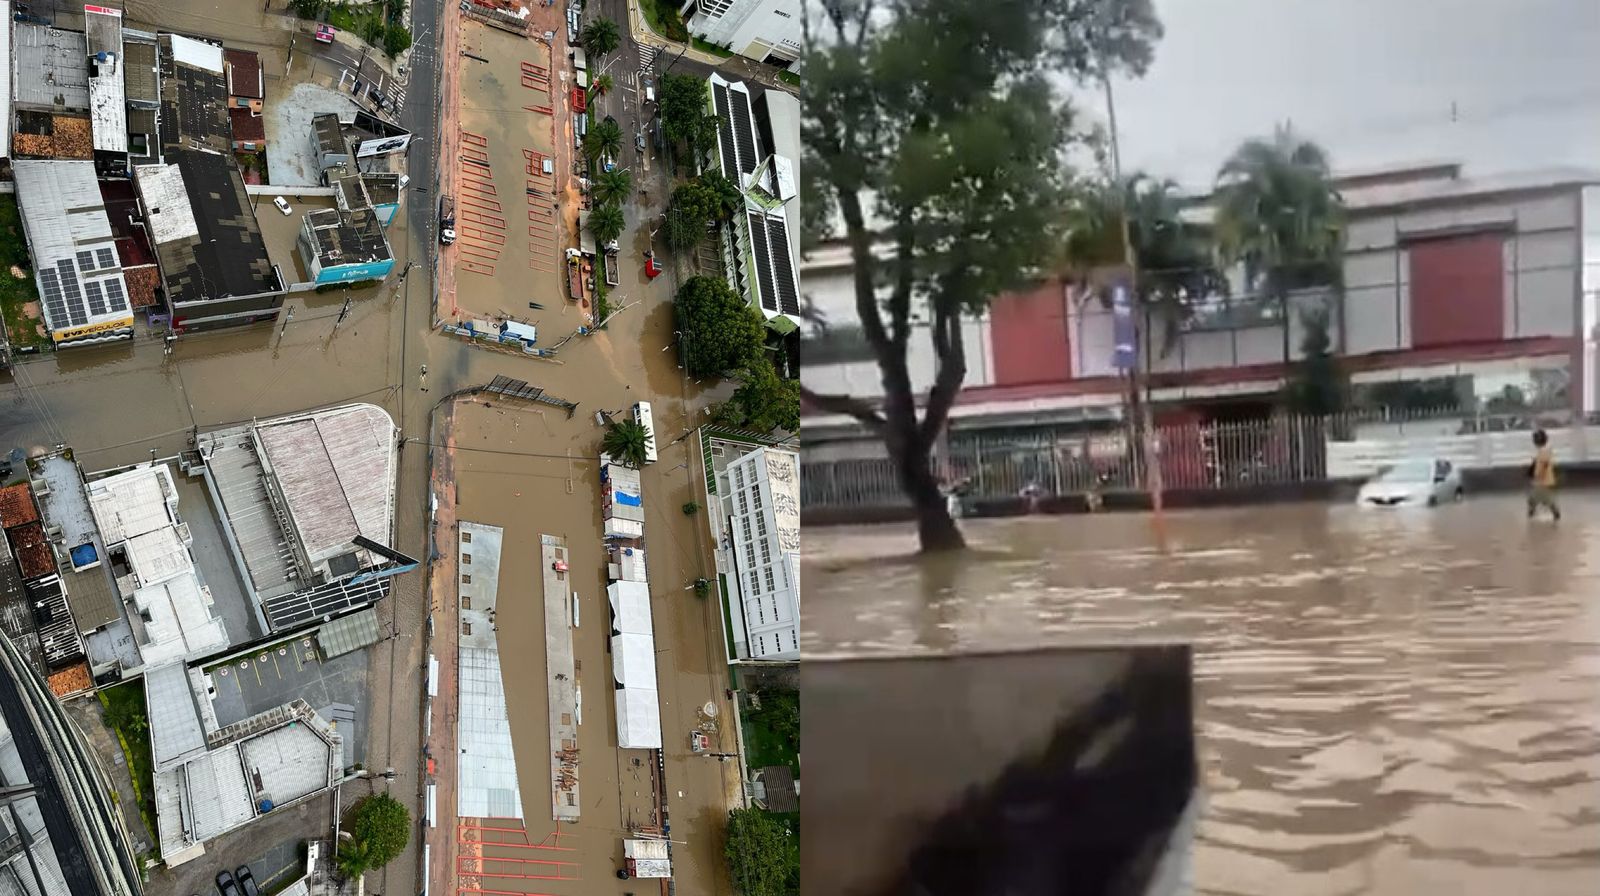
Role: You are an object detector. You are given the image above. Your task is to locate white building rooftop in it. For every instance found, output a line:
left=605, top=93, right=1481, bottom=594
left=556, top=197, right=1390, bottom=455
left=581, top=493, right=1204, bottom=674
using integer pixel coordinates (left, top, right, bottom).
left=84, top=5, right=127, bottom=154
left=130, top=574, right=227, bottom=668
left=145, top=662, right=207, bottom=770
left=11, top=161, right=133, bottom=339
left=456, top=523, right=523, bottom=820
left=12, top=24, right=88, bottom=111
left=126, top=526, right=193, bottom=587
left=87, top=465, right=177, bottom=544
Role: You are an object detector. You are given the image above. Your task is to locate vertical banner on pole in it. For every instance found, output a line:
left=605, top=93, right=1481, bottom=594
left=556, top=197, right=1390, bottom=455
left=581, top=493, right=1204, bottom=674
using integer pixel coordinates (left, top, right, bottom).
left=1111, top=277, right=1138, bottom=373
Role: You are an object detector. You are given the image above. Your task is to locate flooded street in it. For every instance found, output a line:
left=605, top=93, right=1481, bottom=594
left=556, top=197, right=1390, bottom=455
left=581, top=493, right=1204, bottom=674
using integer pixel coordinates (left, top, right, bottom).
left=805, top=495, right=1600, bottom=896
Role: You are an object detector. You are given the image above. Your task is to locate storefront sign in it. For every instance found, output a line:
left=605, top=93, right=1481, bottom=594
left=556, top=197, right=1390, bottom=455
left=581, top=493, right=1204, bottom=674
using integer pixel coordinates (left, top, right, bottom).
left=1111, top=277, right=1137, bottom=372
left=53, top=316, right=133, bottom=342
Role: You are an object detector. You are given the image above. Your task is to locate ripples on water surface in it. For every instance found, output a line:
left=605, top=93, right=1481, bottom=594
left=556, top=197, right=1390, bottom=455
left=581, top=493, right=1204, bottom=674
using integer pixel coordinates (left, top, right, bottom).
left=803, top=495, right=1600, bottom=895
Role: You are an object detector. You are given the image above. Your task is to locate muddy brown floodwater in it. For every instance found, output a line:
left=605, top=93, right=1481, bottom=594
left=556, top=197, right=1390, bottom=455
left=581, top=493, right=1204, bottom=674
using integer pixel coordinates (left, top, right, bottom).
left=804, top=493, right=1600, bottom=896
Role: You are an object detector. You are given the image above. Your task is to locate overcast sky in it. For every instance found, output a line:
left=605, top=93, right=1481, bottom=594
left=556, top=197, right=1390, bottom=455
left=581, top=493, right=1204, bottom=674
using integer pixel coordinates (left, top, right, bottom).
left=1082, top=0, right=1600, bottom=191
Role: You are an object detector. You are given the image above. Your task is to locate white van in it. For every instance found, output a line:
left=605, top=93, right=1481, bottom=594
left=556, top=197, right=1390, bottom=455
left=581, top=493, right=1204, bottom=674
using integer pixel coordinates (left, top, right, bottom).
left=632, top=401, right=658, bottom=464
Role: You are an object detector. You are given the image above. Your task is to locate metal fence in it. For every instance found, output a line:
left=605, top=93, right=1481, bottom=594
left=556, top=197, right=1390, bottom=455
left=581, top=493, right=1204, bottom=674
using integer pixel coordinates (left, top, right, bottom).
left=802, top=407, right=1595, bottom=510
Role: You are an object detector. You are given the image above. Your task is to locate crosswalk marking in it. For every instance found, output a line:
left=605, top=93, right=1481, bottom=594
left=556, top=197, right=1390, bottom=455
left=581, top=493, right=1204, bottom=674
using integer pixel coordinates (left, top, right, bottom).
left=638, top=44, right=660, bottom=70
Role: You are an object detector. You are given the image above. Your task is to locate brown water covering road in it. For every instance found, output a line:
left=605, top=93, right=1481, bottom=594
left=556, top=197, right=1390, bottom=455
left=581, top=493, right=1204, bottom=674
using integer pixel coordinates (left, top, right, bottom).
left=805, top=495, right=1600, bottom=896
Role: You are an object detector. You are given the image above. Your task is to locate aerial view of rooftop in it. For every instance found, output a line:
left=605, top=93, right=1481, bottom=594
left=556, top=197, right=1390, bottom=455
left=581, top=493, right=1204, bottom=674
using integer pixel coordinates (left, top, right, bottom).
left=0, top=0, right=801, bottom=895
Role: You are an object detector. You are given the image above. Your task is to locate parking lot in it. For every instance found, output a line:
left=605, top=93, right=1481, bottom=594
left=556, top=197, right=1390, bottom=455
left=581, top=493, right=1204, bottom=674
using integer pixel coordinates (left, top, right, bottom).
left=144, top=793, right=327, bottom=896
left=206, top=635, right=371, bottom=768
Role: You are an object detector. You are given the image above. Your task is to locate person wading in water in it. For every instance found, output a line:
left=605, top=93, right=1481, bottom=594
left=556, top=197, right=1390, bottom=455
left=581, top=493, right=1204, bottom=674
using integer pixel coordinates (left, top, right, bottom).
left=1528, top=428, right=1561, bottom=521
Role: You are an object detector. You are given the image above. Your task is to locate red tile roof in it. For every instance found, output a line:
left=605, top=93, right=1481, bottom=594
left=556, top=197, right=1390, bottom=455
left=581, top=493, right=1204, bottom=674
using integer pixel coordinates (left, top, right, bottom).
left=122, top=266, right=161, bottom=309
left=0, top=484, right=38, bottom=530
left=7, top=523, right=55, bottom=580
left=229, top=108, right=266, bottom=144
left=225, top=49, right=263, bottom=99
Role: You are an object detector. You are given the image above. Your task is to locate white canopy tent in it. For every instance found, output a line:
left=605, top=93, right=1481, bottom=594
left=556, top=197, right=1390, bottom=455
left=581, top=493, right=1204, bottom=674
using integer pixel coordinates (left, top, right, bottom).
left=615, top=686, right=662, bottom=750
left=611, top=633, right=658, bottom=690
left=607, top=581, right=653, bottom=636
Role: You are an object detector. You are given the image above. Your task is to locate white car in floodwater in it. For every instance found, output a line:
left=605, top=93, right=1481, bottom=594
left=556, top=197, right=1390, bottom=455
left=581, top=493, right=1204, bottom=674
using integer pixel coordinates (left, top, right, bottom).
left=1357, top=458, right=1464, bottom=508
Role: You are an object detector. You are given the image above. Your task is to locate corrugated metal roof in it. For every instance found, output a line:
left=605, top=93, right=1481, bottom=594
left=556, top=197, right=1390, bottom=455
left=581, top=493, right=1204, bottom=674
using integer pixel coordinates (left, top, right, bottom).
left=85, top=7, right=128, bottom=153
left=255, top=404, right=397, bottom=568
left=0, top=4, right=11, bottom=155
left=12, top=24, right=88, bottom=111
left=315, top=607, right=380, bottom=658
left=12, top=161, right=133, bottom=335
left=146, top=662, right=207, bottom=769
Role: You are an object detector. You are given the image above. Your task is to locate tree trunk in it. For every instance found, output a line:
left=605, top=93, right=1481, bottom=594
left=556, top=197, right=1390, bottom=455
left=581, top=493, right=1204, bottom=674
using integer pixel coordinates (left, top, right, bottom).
left=892, top=427, right=966, bottom=552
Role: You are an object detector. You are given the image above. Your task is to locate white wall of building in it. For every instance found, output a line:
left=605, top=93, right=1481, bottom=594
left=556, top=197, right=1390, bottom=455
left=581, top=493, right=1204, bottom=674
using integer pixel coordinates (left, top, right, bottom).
left=683, top=0, right=803, bottom=65
left=720, top=447, right=800, bottom=661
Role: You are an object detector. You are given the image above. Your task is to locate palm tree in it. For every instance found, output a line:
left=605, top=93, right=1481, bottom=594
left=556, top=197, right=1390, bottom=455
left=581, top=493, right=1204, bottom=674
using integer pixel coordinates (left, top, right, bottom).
left=593, top=168, right=633, bottom=206
left=589, top=73, right=615, bottom=98
left=582, top=118, right=623, bottom=162
left=1059, top=174, right=1224, bottom=357
left=581, top=18, right=621, bottom=57
left=601, top=419, right=650, bottom=468
left=588, top=203, right=625, bottom=248
left=1213, top=125, right=1345, bottom=362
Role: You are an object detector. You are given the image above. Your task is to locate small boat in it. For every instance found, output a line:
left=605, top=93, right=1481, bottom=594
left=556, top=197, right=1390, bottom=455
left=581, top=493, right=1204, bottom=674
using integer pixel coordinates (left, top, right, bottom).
left=528, top=301, right=545, bottom=310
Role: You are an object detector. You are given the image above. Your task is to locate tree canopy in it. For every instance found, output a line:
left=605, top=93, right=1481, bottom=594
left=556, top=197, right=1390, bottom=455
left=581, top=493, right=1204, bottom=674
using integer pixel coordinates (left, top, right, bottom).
left=601, top=419, right=651, bottom=468
left=1214, top=125, right=1345, bottom=360
left=592, top=168, right=633, bottom=206
left=663, top=173, right=745, bottom=253
left=590, top=72, right=615, bottom=97
left=674, top=276, right=766, bottom=378
left=588, top=203, right=625, bottom=248
left=339, top=794, right=410, bottom=879
left=659, top=74, right=718, bottom=162
left=724, top=808, right=796, bottom=896
left=581, top=18, right=621, bottom=57
left=1284, top=306, right=1346, bottom=417
left=583, top=118, right=624, bottom=162
left=802, top=0, right=1164, bottom=551
left=715, top=359, right=800, bottom=434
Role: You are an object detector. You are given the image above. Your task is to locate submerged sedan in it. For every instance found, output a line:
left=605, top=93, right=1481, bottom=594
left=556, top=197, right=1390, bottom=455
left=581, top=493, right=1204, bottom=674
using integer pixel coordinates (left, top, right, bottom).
left=1357, top=458, right=1463, bottom=508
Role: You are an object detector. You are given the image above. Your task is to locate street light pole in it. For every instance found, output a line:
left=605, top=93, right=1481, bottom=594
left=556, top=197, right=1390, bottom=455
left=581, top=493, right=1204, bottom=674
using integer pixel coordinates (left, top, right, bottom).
left=1101, top=66, right=1165, bottom=541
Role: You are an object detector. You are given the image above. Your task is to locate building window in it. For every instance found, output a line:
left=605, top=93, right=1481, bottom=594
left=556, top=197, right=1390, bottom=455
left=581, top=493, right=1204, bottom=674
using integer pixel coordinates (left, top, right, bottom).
left=764, top=567, right=776, bottom=592
left=755, top=514, right=767, bottom=537
left=461, top=573, right=472, bottom=584
left=462, top=532, right=473, bottom=543
left=749, top=570, right=761, bottom=596
left=462, top=553, right=472, bottom=565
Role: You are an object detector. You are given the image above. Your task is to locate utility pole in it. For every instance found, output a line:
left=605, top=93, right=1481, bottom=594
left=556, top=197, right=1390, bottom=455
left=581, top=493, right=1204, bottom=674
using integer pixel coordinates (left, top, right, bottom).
left=335, top=294, right=352, bottom=327
left=1101, top=67, right=1165, bottom=541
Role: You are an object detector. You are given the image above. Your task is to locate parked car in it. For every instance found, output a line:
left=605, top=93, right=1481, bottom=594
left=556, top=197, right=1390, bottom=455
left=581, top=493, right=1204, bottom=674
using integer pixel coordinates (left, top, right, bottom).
left=235, top=867, right=258, bottom=896
left=1356, top=457, right=1463, bottom=508
left=314, top=24, right=336, bottom=43
left=273, top=196, right=292, bottom=215
left=216, top=871, right=239, bottom=896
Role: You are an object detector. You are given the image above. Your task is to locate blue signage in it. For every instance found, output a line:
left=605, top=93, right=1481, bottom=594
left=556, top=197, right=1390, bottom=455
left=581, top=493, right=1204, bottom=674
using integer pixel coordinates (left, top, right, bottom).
left=1111, top=278, right=1137, bottom=372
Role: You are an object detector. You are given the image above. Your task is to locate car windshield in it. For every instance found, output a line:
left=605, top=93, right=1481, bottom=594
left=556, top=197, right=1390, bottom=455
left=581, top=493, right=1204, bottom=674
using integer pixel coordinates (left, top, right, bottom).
left=1380, top=461, right=1434, bottom=483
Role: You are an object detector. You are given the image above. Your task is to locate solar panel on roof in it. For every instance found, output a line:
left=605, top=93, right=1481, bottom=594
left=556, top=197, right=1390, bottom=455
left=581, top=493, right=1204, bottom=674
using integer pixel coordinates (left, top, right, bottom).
left=714, top=85, right=737, bottom=179
left=97, top=247, right=117, bottom=270
left=730, top=93, right=757, bottom=175
left=748, top=212, right=778, bottom=313
left=84, top=281, right=106, bottom=316
left=39, top=269, right=68, bottom=327
left=55, top=260, right=88, bottom=326
left=104, top=278, right=128, bottom=312
left=765, top=217, right=800, bottom=316
left=77, top=251, right=97, bottom=272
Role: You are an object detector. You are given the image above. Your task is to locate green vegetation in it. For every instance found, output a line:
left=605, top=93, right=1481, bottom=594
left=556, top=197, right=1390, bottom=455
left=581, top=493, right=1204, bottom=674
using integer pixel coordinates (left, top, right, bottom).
left=0, top=196, right=45, bottom=352
left=589, top=72, right=615, bottom=98
left=742, top=683, right=798, bottom=775
left=693, top=37, right=733, bottom=58
left=673, top=276, right=765, bottom=378
left=582, top=118, right=624, bottom=162
left=639, top=0, right=690, bottom=42
left=592, top=168, right=633, bottom=206
left=338, top=794, right=410, bottom=879
left=290, top=0, right=325, bottom=18
left=587, top=204, right=625, bottom=249
left=693, top=577, right=711, bottom=599
left=384, top=23, right=413, bottom=57
left=1285, top=306, right=1346, bottom=416
left=581, top=18, right=621, bottom=57
left=776, top=71, right=800, bottom=88
left=601, top=419, right=651, bottom=469
left=682, top=500, right=700, bottom=515
left=663, top=171, right=742, bottom=253
left=313, top=2, right=413, bottom=58
left=100, top=683, right=157, bottom=843
left=804, top=0, right=1163, bottom=552
left=658, top=74, right=717, bottom=165
left=723, top=806, right=797, bottom=896
left=715, top=359, right=799, bottom=434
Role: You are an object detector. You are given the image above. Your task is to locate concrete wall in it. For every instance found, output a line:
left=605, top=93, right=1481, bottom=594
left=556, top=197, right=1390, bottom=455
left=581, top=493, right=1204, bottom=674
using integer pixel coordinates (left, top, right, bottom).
left=313, top=258, right=395, bottom=285
left=1326, top=424, right=1600, bottom=479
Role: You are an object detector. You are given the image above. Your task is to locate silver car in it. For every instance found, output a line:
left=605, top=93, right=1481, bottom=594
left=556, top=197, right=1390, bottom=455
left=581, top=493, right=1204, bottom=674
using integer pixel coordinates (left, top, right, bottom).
left=1356, top=457, right=1464, bottom=508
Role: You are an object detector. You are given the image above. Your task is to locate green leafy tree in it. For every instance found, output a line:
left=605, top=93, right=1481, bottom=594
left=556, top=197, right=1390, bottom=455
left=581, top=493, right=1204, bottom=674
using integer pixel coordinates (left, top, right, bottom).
left=659, top=74, right=718, bottom=161
left=662, top=204, right=705, bottom=252
left=589, top=72, right=615, bottom=98
left=592, top=168, right=633, bottom=206
left=674, top=276, right=765, bottom=378
left=1214, top=125, right=1345, bottom=363
left=583, top=118, right=624, bottom=162
left=1284, top=306, right=1346, bottom=416
left=588, top=203, right=625, bottom=248
left=341, top=794, right=409, bottom=879
left=359, top=15, right=385, bottom=46
left=383, top=24, right=413, bottom=57
left=802, top=0, right=1163, bottom=551
left=102, top=701, right=148, bottom=738
left=715, top=359, right=800, bottom=434
left=696, top=171, right=744, bottom=220
left=581, top=18, right=621, bottom=57
left=601, top=419, right=651, bottom=468
left=384, top=0, right=408, bottom=23
left=290, top=0, right=325, bottom=18
left=724, top=808, right=795, bottom=896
